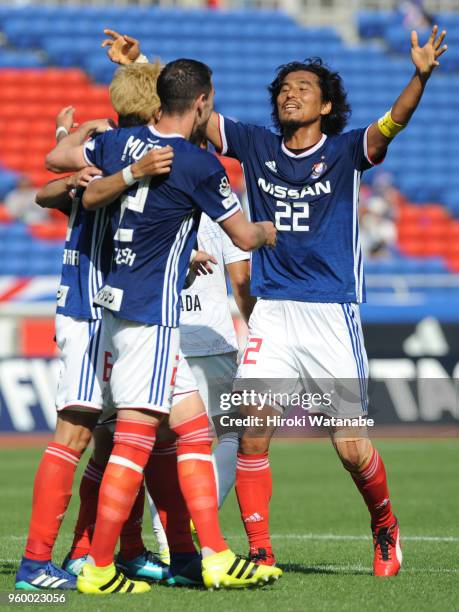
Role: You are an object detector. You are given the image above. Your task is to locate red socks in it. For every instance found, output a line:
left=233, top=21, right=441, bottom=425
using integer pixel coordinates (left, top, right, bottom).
left=70, top=458, right=103, bottom=560
left=172, top=413, right=227, bottom=553
left=349, top=448, right=395, bottom=530
left=89, top=418, right=156, bottom=567
left=71, top=461, right=148, bottom=562
left=144, top=441, right=195, bottom=553
left=119, top=485, right=146, bottom=561
left=25, top=442, right=81, bottom=561
left=235, top=451, right=273, bottom=555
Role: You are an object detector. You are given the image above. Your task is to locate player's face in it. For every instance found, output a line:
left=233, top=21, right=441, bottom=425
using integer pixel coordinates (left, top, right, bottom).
left=277, top=71, right=329, bottom=129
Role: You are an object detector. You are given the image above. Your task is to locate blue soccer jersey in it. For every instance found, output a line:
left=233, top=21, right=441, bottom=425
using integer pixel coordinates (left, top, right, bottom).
left=83, top=125, right=241, bottom=327
left=218, top=114, right=375, bottom=303
left=56, top=187, right=112, bottom=320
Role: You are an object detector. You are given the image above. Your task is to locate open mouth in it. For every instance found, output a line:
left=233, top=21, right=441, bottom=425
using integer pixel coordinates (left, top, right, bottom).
left=283, top=103, right=300, bottom=112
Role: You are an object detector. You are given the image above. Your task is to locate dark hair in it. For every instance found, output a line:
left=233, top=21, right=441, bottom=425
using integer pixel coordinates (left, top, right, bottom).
left=118, top=114, right=149, bottom=128
left=157, top=59, right=212, bottom=115
left=269, top=58, right=351, bottom=135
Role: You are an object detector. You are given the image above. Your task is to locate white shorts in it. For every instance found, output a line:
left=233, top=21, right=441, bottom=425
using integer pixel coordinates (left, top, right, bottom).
left=234, top=300, right=368, bottom=417
left=55, top=314, right=111, bottom=412
left=104, top=311, right=179, bottom=414
left=186, top=352, right=238, bottom=418
left=171, top=352, right=199, bottom=407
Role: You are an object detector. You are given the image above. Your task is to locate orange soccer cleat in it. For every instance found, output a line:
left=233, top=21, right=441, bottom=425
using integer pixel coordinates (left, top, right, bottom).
left=373, top=520, right=402, bottom=576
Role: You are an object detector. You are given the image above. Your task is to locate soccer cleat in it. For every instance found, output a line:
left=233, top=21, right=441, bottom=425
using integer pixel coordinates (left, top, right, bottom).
left=116, top=549, right=169, bottom=581
left=77, top=562, right=150, bottom=594
left=62, top=553, right=87, bottom=577
left=158, top=546, right=170, bottom=565
left=15, top=558, right=76, bottom=590
left=373, top=520, right=402, bottom=576
left=201, top=549, right=282, bottom=589
left=167, top=552, right=203, bottom=587
left=248, top=547, right=276, bottom=567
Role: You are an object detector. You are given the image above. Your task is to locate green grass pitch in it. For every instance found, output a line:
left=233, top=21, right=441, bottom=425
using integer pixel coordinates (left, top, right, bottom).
left=0, top=439, right=458, bottom=611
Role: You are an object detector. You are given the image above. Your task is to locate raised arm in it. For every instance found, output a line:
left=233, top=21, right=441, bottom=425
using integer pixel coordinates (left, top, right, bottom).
left=83, top=146, right=174, bottom=210
left=366, top=25, right=447, bottom=164
left=36, top=167, right=102, bottom=210
left=46, top=119, right=112, bottom=173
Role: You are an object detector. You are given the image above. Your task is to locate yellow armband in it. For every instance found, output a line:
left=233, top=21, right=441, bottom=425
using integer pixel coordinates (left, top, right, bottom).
left=377, top=110, right=405, bottom=139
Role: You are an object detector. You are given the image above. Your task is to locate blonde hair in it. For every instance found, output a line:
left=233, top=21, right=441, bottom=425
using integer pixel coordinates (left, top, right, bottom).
left=109, top=62, right=162, bottom=124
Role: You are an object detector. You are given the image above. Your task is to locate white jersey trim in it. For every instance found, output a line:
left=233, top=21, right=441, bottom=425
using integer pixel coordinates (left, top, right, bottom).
left=281, top=134, right=327, bottom=158
left=218, top=114, right=228, bottom=155
left=162, top=214, right=194, bottom=327
left=352, top=170, right=364, bottom=303
left=215, top=205, right=242, bottom=224
left=149, top=125, right=186, bottom=140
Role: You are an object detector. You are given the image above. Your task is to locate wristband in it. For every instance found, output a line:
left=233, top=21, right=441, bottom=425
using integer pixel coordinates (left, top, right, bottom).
left=55, top=126, right=69, bottom=141
left=122, top=165, right=137, bottom=186
left=190, top=249, right=198, bottom=263
left=377, top=110, right=405, bottom=139
left=134, top=54, right=149, bottom=64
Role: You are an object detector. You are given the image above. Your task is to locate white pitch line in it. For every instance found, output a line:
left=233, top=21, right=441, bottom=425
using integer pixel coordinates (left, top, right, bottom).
left=2, top=533, right=459, bottom=543
left=278, top=564, right=459, bottom=575
left=225, top=533, right=459, bottom=543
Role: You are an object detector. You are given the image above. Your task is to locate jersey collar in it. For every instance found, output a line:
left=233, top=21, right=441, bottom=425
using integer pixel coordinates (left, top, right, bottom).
left=148, top=125, right=186, bottom=139
left=281, top=133, right=327, bottom=158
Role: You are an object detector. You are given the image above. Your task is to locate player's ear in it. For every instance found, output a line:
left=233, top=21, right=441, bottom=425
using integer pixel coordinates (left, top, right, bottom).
left=195, top=93, right=207, bottom=117
left=321, top=101, right=332, bottom=116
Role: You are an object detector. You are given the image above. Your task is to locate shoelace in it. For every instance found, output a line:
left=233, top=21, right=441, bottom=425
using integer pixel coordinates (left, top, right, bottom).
left=249, top=548, right=268, bottom=563
left=375, top=528, right=395, bottom=561
left=144, top=550, right=164, bottom=566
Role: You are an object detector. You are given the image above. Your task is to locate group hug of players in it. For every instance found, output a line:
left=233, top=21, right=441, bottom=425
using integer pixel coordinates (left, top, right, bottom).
left=15, top=23, right=447, bottom=594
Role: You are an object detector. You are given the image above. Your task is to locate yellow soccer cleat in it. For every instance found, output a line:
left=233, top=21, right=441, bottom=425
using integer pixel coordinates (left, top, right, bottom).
left=76, top=562, right=150, bottom=595
left=202, top=549, right=282, bottom=590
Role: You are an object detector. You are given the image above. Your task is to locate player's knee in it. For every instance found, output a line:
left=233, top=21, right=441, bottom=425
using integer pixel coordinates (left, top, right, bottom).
left=54, top=410, right=97, bottom=453
left=239, top=435, right=270, bottom=455
left=334, top=438, right=373, bottom=472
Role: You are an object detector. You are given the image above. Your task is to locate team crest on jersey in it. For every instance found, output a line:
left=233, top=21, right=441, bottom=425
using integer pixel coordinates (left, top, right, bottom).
left=219, top=176, right=232, bottom=198
left=310, top=157, right=327, bottom=179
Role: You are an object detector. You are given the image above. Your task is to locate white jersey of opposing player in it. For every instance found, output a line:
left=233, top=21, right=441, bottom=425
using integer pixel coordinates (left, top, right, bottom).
left=180, top=213, right=249, bottom=358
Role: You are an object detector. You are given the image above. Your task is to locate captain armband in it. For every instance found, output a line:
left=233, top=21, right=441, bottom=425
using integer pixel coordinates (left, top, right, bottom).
left=377, top=110, right=406, bottom=139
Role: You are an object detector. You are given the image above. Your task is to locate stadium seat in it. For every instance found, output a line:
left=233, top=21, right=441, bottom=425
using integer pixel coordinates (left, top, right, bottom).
left=0, top=6, right=457, bottom=276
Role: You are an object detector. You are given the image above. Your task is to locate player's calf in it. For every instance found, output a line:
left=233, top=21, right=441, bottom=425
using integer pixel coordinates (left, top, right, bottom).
left=332, top=430, right=400, bottom=576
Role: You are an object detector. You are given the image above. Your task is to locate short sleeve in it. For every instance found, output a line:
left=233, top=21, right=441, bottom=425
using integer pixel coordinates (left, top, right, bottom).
left=83, top=133, right=106, bottom=168
left=217, top=114, right=254, bottom=162
left=220, top=225, right=250, bottom=265
left=192, top=169, right=242, bottom=223
left=345, top=127, right=383, bottom=172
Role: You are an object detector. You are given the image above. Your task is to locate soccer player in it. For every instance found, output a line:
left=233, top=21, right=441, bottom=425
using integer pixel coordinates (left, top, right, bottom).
left=201, top=26, right=447, bottom=576
left=46, top=58, right=280, bottom=593
left=15, top=65, right=172, bottom=591
left=148, top=211, right=254, bottom=562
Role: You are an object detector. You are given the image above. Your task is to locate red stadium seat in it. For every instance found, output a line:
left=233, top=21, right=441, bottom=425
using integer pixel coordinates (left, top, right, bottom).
left=0, top=204, right=13, bottom=223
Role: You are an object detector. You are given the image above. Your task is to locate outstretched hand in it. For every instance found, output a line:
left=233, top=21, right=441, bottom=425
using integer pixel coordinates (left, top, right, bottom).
left=411, top=25, right=447, bottom=78
left=56, top=106, right=78, bottom=132
left=102, top=28, right=141, bottom=65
